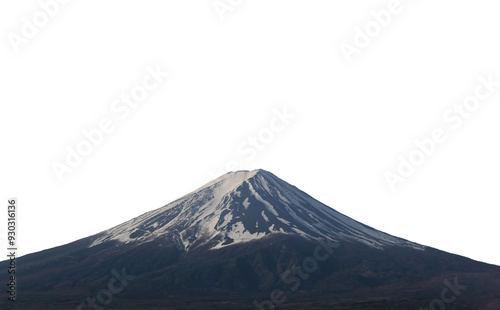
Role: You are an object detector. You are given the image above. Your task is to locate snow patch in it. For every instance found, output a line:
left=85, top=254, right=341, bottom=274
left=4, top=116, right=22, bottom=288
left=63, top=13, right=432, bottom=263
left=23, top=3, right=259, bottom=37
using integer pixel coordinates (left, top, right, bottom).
left=261, top=211, right=269, bottom=222
left=243, top=197, right=250, bottom=209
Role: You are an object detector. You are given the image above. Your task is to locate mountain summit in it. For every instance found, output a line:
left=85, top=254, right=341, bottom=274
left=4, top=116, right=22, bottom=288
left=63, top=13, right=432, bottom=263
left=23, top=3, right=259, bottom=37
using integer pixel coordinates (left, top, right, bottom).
left=90, top=169, right=422, bottom=251
left=2, top=170, right=500, bottom=310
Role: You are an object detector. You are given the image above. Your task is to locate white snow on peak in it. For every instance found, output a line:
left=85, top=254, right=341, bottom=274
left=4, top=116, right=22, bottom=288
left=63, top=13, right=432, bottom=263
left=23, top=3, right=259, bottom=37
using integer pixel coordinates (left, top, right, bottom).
left=88, top=169, right=425, bottom=252
left=191, top=170, right=260, bottom=196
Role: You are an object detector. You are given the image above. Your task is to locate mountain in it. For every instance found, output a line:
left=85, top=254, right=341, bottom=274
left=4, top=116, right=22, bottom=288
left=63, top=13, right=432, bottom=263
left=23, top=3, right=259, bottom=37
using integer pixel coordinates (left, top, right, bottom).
left=1, top=169, right=500, bottom=309
left=90, top=169, right=423, bottom=252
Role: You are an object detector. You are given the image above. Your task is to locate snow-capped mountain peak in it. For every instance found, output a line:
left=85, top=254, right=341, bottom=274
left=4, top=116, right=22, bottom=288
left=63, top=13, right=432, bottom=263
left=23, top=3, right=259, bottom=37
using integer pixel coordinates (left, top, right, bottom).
left=89, top=169, right=423, bottom=251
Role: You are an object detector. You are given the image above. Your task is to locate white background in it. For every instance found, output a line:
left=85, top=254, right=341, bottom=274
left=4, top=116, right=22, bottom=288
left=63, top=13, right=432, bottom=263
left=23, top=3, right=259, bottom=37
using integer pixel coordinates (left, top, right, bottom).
left=1, top=0, right=499, bottom=266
